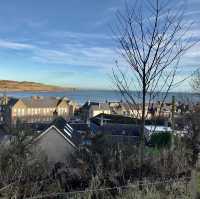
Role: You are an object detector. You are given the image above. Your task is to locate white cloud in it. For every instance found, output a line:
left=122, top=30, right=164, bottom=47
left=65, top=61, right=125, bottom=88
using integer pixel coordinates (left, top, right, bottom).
left=0, top=39, right=35, bottom=50
left=32, top=46, right=120, bottom=69
left=46, top=31, right=111, bottom=41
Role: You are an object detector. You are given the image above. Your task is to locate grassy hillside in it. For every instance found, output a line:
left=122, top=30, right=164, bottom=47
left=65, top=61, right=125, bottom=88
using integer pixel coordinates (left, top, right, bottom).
left=0, top=80, right=74, bottom=92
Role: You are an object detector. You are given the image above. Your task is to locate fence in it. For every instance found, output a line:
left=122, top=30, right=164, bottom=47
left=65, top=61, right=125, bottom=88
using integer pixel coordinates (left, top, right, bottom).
left=27, top=178, right=192, bottom=199
left=0, top=177, right=194, bottom=199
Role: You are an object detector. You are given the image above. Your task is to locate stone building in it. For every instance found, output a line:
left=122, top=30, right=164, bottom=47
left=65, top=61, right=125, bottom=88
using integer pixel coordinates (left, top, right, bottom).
left=33, top=117, right=80, bottom=164
left=79, top=101, right=111, bottom=121
left=3, top=96, right=77, bottom=126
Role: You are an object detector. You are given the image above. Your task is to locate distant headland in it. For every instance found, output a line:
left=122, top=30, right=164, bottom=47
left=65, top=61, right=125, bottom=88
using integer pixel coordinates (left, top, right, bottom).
left=0, top=80, right=76, bottom=92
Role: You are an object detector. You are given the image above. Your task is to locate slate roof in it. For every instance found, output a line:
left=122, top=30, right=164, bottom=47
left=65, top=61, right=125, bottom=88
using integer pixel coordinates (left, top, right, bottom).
left=91, top=113, right=168, bottom=126
left=99, top=124, right=141, bottom=137
left=81, top=101, right=99, bottom=109
left=91, top=113, right=140, bottom=125
left=49, top=117, right=81, bottom=146
left=8, top=96, right=70, bottom=108
left=7, top=98, right=19, bottom=107
left=28, top=123, right=49, bottom=133
left=21, top=97, right=61, bottom=108
left=94, top=123, right=142, bottom=144
left=90, top=103, right=110, bottom=111
left=69, top=123, right=90, bottom=132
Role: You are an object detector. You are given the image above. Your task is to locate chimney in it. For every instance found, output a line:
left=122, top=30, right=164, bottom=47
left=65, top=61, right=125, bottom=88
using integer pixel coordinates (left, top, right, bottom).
left=32, top=96, right=41, bottom=100
left=53, top=110, right=58, bottom=120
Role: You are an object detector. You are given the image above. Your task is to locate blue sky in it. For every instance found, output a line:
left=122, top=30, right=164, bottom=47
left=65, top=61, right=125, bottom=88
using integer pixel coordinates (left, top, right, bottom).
left=0, top=0, right=199, bottom=90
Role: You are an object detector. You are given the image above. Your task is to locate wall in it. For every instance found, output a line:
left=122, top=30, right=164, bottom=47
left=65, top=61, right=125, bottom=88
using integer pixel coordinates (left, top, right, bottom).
left=34, top=127, right=75, bottom=164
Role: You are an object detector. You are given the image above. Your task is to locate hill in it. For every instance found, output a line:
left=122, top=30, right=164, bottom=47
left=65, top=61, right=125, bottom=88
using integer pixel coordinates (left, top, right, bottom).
left=0, top=80, right=74, bottom=92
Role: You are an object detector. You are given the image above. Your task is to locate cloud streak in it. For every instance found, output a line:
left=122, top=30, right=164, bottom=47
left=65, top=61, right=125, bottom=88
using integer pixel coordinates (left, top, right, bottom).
left=0, top=39, right=35, bottom=50
left=32, top=46, right=119, bottom=69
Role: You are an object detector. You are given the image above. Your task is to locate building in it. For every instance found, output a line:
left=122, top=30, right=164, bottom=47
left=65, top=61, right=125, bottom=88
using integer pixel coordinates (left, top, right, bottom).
left=3, top=96, right=77, bottom=126
left=144, top=125, right=172, bottom=135
left=33, top=117, right=80, bottom=164
left=90, top=113, right=171, bottom=145
left=90, top=113, right=141, bottom=144
left=90, top=114, right=141, bottom=144
left=79, top=101, right=111, bottom=121
left=89, top=103, right=111, bottom=118
left=69, top=122, right=92, bottom=145
left=79, top=101, right=156, bottom=122
left=109, top=102, right=152, bottom=118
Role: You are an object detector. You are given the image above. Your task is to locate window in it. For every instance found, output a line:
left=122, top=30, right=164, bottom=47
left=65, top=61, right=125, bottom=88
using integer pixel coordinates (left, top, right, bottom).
left=33, top=108, right=37, bottom=115
left=27, top=108, right=31, bottom=115
left=17, top=109, right=21, bottom=116
left=21, top=109, right=25, bottom=116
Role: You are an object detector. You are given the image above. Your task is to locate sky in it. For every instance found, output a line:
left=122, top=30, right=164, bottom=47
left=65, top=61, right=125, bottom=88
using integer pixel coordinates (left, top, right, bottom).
left=0, top=0, right=199, bottom=90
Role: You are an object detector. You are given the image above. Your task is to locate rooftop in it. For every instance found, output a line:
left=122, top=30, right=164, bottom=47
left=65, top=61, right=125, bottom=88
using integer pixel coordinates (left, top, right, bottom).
left=91, top=113, right=169, bottom=126
left=8, top=96, right=71, bottom=108
left=49, top=117, right=81, bottom=145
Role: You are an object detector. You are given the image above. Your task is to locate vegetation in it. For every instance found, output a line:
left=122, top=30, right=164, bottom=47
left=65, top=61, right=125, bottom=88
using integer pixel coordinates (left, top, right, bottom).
left=0, top=117, right=198, bottom=198
left=0, top=0, right=198, bottom=197
left=0, top=80, right=74, bottom=91
left=149, top=133, right=172, bottom=148
left=112, top=0, right=195, bottom=183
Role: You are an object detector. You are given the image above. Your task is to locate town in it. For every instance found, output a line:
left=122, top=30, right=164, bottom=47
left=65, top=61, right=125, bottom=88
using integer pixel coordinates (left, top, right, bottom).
left=0, top=93, right=198, bottom=198
left=0, top=94, right=193, bottom=163
left=0, top=0, right=200, bottom=198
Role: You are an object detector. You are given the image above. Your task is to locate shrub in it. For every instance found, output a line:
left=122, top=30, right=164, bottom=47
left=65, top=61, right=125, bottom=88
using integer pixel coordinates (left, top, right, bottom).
left=149, top=133, right=172, bottom=148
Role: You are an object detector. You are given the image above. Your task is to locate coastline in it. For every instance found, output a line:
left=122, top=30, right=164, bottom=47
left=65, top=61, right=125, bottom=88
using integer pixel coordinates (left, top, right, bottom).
left=1, top=90, right=199, bottom=106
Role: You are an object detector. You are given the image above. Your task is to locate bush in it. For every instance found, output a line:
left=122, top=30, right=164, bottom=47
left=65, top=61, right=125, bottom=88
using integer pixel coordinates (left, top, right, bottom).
left=149, top=133, right=172, bottom=148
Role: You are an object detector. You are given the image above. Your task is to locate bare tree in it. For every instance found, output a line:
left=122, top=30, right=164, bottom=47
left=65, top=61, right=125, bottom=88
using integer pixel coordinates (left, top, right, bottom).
left=191, top=69, right=200, bottom=94
left=112, top=0, right=195, bottom=182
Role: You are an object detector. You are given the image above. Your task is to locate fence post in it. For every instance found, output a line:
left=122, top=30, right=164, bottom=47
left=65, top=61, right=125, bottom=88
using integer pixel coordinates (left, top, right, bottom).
left=191, top=168, right=198, bottom=199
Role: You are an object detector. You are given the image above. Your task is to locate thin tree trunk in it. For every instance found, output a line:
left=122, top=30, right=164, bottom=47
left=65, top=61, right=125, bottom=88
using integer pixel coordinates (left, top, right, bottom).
left=139, top=74, right=146, bottom=186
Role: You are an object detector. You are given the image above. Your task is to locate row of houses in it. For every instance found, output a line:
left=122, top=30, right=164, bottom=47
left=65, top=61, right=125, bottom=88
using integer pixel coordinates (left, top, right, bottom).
left=78, top=100, right=190, bottom=122
left=0, top=97, right=189, bottom=166
left=0, top=96, right=78, bottom=126
left=35, top=113, right=172, bottom=164
left=0, top=95, right=192, bottom=128
left=0, top=112, right=173, bottom=165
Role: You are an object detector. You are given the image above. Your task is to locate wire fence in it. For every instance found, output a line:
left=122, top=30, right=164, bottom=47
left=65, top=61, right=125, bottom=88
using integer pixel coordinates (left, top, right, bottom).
left=20, top=177, right=192, bottom=199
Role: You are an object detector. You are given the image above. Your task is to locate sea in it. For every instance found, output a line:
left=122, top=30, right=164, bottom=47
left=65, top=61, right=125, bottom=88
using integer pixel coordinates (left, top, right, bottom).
left=1, top=90, right=200, bottom=105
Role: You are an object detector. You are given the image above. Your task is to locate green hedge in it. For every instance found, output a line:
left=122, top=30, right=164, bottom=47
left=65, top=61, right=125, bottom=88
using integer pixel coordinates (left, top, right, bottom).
left=150, top=133, right=172, bottom=148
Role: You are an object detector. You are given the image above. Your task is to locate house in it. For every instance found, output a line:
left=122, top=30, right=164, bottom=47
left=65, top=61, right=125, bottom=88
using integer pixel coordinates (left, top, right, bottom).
left=89, top=103, right=111, bottom=118
left=90, top=113, right=168, bottom=126
left=93, top=123, right=141, bottom=144
left=144, top=125, right=172, bottom=136
left=79, top=101, right=111, bottom=121
left=69, top=122, right=92, bottom=145
left=109, top=102, right=152, bottom=118
left=3, top=96, right=78, bottom=127
left=90, top=113, right=171, bottom=145
left=33, top=117, right=80, bottom=164
left=90, top=114, right=141, bottom=144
